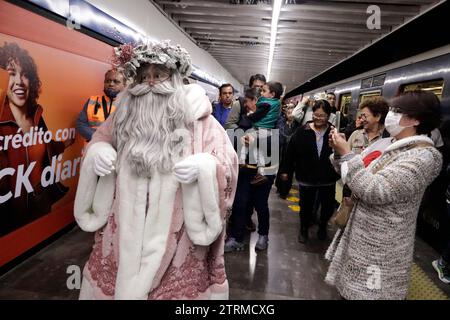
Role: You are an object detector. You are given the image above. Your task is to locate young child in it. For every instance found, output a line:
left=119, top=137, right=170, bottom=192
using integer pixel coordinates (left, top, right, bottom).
left=240, top=81, right=283, bottom=185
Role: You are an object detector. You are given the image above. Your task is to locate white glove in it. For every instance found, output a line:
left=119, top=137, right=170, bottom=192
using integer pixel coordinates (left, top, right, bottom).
left=94, top=148, right=117, bottom=177
left=173, top=155, right=199, bottom=184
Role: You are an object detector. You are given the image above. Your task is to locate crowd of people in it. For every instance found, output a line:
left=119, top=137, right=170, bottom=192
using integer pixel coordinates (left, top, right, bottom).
left=209, top=73, right=450, bottom=300
left=70, top=40, right=449, bottom=300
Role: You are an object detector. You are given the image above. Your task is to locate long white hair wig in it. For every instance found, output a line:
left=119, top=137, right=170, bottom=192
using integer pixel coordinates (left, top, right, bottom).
left=112, top=64, right=193, bottom=177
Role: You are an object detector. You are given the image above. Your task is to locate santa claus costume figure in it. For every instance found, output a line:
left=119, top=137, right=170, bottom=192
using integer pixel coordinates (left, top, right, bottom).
left=74, top=40, right=238, bottom=300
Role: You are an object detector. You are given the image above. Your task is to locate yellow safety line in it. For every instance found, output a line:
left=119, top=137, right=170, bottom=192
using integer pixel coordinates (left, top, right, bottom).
left=407, top=263, right=449, bottom=300
left=288, top=205, right=300, bottom=212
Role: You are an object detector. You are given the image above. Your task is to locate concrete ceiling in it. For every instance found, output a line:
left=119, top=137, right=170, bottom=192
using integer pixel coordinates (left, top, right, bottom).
left=153, top=0, right=442, bottom=91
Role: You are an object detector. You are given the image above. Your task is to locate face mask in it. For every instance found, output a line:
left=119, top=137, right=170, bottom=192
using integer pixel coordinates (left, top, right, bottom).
left=384, top=111, right=415, bottom=137
left=104, top=88, right=120, bottom=99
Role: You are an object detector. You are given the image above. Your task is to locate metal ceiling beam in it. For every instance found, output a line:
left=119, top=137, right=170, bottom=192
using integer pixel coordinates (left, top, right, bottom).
left=192, top=32, right=367, bottom=45
left=284, top=2, right=420, bottom=15
left=166, top=7, right=405, bottom=26
left=185, top=25, right=381, bottom=40
left=217, top=56, right=333, bottom=66
left=195, top=34, right=367, bottom=48
left=275, top=47, right=354, bottom=54
left=199, top=39, right=358, bottom=51
left=303, top=0, right=435, bottom=5
left=172, top=15, right=271, bottom=28
left=157, top=0, right=420, bottom=15
left=181, top=22, right=271, bottom=33
left=156, top=1, right=272, bottom=10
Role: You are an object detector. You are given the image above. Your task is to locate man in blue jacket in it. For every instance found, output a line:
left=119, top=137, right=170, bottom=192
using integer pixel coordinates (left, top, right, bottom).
left=212, top=83, right=235, bottom=127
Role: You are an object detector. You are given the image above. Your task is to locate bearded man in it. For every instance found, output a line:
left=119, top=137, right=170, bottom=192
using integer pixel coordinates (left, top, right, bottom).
left=74, top=41, right=238, bottom=300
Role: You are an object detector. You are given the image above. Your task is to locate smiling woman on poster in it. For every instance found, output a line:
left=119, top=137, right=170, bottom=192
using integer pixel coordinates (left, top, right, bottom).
left=0, top=42, right=73, bottom=236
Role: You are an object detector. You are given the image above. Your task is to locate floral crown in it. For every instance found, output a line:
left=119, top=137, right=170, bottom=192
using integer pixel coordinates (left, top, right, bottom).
left=112, top=40, right=193, bottom=80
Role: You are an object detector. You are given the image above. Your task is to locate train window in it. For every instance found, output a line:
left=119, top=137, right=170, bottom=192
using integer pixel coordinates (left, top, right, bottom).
left=372, top=74, right=386, bottom=87
left=359, top=90, right=382, bottom=104
left=339, top=92, right=352, bottom=116
left=361, top=77, right=372, bottom=89
left=401, top=79, right=444, bottom=99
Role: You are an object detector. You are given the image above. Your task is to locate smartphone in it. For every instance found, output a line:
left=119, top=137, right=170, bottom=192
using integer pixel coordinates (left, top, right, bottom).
left=335, top=111, right=341, bottom=132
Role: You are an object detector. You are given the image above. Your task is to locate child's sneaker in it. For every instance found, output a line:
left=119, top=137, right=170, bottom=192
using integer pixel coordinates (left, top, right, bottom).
left=432, top=258, right=450, bottom=284
left=250, top=173, right=268, bottom=186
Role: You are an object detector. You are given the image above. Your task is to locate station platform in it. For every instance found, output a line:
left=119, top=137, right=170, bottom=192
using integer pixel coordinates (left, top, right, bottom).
left=0, top=186, right=449, bottom=300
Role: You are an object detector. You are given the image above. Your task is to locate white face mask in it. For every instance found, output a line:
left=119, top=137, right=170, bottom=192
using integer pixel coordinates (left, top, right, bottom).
left=384, top=111, right=416, bottom=137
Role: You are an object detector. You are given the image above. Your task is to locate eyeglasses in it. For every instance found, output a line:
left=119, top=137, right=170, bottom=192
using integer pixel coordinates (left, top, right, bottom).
left=140, top=71, right=171, bottom=84
left=312, top=114, right=328, bottom=119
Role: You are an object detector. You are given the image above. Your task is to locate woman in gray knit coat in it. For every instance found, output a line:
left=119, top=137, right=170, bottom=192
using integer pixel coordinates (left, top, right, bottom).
left=326, top=90, right=443, bottom=300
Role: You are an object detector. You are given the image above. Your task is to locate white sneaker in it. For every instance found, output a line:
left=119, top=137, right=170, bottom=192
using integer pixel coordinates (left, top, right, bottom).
left=432, top=259, right=450, bottom=284
left=255, top=235, right=268, bottom=251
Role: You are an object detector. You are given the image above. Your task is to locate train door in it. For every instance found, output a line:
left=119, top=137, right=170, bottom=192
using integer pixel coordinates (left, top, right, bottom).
left=338, top=92, right=352, bottom=117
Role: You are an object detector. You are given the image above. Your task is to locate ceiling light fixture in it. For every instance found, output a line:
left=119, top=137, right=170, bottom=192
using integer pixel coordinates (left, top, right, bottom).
left=267, top=0, right=282, bottom=81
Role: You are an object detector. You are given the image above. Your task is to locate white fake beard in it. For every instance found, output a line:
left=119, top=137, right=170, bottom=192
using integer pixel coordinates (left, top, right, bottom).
left=112, top=75, right=191, bottom=177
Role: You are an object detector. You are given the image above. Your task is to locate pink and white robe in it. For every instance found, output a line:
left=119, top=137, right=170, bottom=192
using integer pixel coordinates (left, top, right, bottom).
left=74, top=84, right=238, bottom=300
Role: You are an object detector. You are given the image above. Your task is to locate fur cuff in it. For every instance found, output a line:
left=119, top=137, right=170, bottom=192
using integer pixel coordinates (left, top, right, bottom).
left=74, top=142, right=116, bottom=232
left=181, top=153, right=223, bottom=246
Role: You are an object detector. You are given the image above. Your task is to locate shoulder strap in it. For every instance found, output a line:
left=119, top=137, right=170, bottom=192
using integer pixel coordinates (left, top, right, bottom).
left=101, top=96, right=114, bottom=119
left=237, top=98, right=245, bottom=116
left=93, top=96, right=100, bottom=115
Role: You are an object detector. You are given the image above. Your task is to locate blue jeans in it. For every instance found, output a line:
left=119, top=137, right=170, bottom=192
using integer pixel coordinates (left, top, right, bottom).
left=228, top=168, right=275, bottom=242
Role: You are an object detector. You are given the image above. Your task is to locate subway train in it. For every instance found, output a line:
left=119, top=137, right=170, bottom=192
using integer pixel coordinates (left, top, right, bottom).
left=289, top=47, right=450, bottom=251
left=290, top=48, right=450, bottom=122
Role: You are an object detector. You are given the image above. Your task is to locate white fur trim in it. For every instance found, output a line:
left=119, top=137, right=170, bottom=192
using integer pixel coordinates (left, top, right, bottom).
left=74, top=142, right=116, bottom=232
left=210, top=290, right=229, bottom=300
left=79, top=277, right=95, bottom=300
left=114, top=162, right=178, bottom=300
left=76, top=147, right=223, bottom=299
left=210, top=292, right=229, bottom=300
left=181, top=153, right=222, bottom=246
left=384, top=135, right=433, bottom=153
left=183, top=84, right=212, bottom=120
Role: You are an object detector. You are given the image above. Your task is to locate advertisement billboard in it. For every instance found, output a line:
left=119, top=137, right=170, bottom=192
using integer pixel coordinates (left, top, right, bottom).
left=0, top=1, right=112, bottom=267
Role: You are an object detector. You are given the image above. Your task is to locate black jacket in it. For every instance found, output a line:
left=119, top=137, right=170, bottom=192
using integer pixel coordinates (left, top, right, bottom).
left=281, top=122, right=340, bottom=185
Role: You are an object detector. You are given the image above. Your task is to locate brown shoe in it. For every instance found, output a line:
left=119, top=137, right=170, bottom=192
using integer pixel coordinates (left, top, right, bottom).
left=250, top=173, right=269, bottom=186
